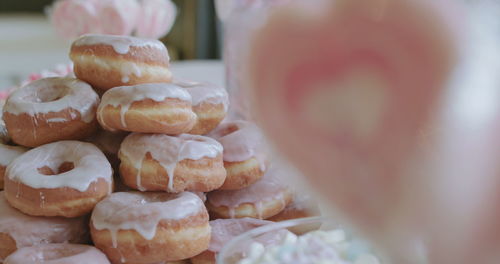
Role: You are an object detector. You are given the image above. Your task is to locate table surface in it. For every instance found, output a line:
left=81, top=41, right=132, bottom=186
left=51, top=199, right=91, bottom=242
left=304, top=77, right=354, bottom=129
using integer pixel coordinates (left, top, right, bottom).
left=0, top=14, right=225, bottom=90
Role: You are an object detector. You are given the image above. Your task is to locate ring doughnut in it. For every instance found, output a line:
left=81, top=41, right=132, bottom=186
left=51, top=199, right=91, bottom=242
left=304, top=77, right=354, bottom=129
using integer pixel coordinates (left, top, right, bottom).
left=2, top=77, right=99, bottom=147
left=0, top=193, right=88, bottom=262
left=97, top=83, right=196, bottom=134
left=119, top=133, right=226, bottom=193
left=70, top=34, right=172, bottom=91
left=0, top=144, right=27, bottom=190
left=4, top=141, right=113, bottom=217
left=209, top=121, right=268, bottom=190
left=267, top=193, right=321, bottom=234
left=268, top=193, right=320, bottom=222
left=191, top=218, right=275, bottom=264
left=4, top=244, right=110, bottom=264
left=91, top=192, right=210, bottom=264
left=206, top=169, right=292, bottom=219
left=174, top=80, right=229, bottom=135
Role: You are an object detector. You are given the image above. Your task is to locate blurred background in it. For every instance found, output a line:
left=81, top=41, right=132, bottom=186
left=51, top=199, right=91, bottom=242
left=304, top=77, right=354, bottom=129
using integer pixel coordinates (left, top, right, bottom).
left=0, top=0, right=223, bottom=89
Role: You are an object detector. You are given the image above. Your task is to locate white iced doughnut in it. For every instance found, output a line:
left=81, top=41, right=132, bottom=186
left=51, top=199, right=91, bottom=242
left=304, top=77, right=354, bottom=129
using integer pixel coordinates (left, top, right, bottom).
left=4, top=141, right=113, bottom=217
left=91, top=192, right=210, bottom=263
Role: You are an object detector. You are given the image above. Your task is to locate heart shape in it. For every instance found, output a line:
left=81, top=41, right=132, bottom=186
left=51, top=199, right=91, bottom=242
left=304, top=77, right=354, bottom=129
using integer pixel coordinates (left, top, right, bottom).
left=246, top=0, right=458, bottom=260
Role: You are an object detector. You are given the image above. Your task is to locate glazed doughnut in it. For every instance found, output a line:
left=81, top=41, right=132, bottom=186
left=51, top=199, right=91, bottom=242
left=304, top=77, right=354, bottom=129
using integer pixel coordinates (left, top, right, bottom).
left=267, top=193, right=321, bottom=234
left=4, top=141, right=113, bottom=217
left=86, top=130, right=130, bottom=191
left=70, top=34, right=172, bottom=91
left=268, top=193, right=320, bottom=222
left=209, top=120, right=268, bottom=190
left=91, top=192, right=210, bottom=264
left=87, top=130, right=129, bottom=167
left=119, top=133, right=226, bottom=192
left=0, top=193, right=88, bottom=262
left=97, top=83, right=196, bottom=134
left=191, top=218, right=275, bottom=264
left=2, top=77, right=99, bottom=147
left=4, top=244, right=110, bottom=264
left=0, top=144, right=27, bottom=190
left=206, top=169, right=292, bottom=219
left=175, top=80, right=229, bottom=135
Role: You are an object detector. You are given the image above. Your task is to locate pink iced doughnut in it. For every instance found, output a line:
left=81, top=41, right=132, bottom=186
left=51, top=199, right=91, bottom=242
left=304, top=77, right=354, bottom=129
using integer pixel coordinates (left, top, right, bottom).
left=206, top=169, right=292, bottom=219
left=97, top=0, right=140, bottom=36
left=51, top=0, right=101, bottom=39
left=136, top=0, right=177, bottom=39
left=4, top=244, right=110, bottom=264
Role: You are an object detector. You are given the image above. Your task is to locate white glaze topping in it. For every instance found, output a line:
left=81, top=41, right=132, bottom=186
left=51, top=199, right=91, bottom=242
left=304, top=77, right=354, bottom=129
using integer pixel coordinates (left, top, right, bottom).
left=73, top=34, right=167, bottom=55
left=119, top=133, right=223, bottom=192
left=97, top=83, right=192, bottom=130
left=0, top=193, right=88, bottom=262
left=209, top=120, right=267, bottom=169
left=3, top=77, right=99, bottom=123
left=91, top=192, right=204, bottom=247
left=207, top=168, right=289, bottom=218
left=238, top=230, right=380, bottom=264
left=174, top=79, right=229, bottom=111
left=4, top=244, right=110, bottom=264
left=6, top=141, right=113, bottom=192
left=0, top=144, right=27, bottom=167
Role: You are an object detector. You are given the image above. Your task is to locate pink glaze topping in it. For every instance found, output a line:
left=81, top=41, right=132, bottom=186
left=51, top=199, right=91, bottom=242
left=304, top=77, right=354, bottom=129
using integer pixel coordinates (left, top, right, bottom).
left=209, top=120, right=267, bottom=169
left=119, top=133, right=223, bottom=192
left=91, top=192, right=204, bottom=247
left=4, top=243, right=110, bottom=264
left=0, top=193, right=88, bottom=262
left=207, top=168, right=289, bottom=218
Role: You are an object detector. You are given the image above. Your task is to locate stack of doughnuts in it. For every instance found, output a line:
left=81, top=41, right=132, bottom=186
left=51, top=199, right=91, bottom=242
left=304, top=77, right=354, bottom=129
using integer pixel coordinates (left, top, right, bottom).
left=0, top=33, right=319, bottom=264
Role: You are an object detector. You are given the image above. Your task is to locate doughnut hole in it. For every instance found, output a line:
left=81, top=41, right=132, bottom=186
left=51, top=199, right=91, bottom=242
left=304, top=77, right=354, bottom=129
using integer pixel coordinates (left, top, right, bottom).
left=22, top=83, right=68, bottom=104
left=37, top=162, right=75, bottom=176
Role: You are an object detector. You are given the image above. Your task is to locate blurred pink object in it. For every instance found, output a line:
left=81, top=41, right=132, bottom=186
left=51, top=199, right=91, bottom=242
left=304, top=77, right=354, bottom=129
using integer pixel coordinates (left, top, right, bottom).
left=98, top=0, right=140, bottom=36
left=135, top=0, right=177, bottom=39
left=51, top=0, right=101, bottom=39
left=49, top=0, right=176, bottom=40
left=244, top=0, right=465, bottom=262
